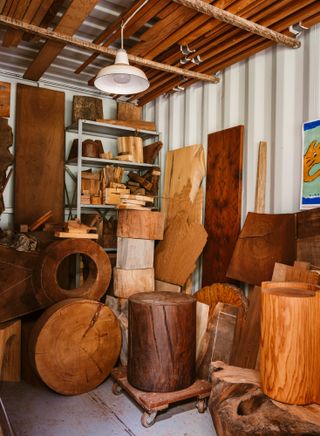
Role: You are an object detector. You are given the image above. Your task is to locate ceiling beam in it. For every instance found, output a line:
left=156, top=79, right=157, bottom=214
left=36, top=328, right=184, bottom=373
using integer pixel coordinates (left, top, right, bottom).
left=173, top=0, right=301, bottom=48
left=0, top=14, right=220, bottom=84
left=23, top=0, right=100, bottom=81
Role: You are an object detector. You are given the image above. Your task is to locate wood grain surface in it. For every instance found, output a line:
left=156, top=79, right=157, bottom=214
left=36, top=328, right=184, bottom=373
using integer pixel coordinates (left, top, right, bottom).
left=113, top=267, right=155, bottom=298
left=0, top=319, right=21, bottom=381
left=0, top=82, right=10, bottom=117
left=260, top=282, right=320, bottom=405
left=202, top=126, right=244, bottom=285
left=116, top=237, right=154, bottom=269
left=117, top=210, right=164, bottom=240
left=209, top=361, right=320, bottom=435
left=29, top=299, right=121, bottom=395
left=128, top=291, right=196, bottom=392
left=14, top=84, right=64, bottom=226
left=272, top=262, right=320, bottom=284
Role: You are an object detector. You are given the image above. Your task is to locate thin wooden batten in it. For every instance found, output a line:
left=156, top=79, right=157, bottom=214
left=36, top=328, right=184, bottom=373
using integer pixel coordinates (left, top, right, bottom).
left=173, top=0, right=301, bottom=48
left=0, top=14, right=219, bottom=84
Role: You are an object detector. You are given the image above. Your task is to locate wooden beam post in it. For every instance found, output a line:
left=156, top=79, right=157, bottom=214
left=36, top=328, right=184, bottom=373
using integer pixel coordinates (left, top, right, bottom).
left=173, top=0, right=301, bottom=49
left=0, top=15, right=220, bottom=84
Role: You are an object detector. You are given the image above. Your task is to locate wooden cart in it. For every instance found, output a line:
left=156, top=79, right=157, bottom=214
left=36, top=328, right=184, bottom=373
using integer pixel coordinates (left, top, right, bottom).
left=111, top=367, right=212, bottom=427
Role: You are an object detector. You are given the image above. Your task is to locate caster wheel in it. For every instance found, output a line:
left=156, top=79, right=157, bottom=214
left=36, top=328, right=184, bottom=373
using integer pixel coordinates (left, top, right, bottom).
left=141, top=411, right=157, bottom=428
left=112, top=382, right=123, bottom=395
left=196, top=399, right=207, bottom=413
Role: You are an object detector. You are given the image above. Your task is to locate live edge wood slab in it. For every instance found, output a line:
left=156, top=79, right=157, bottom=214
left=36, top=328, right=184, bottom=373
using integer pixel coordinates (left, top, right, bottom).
left=209, top=361, right=320, bottom=435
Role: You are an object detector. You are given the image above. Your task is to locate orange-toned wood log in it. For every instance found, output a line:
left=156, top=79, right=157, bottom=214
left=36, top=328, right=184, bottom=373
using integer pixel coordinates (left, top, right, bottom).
left=29, top=299, right=121, bottom=395
left=260, top=281, right=320, bottom=405
left=117, top=210, right=164, bottom=240
left=117, top=137, right=143, bottom=163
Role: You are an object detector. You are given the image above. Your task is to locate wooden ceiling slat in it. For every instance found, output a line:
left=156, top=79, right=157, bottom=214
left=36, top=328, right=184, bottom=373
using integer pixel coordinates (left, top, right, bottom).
left=143, top=0, right=269, bottom=69
left=2, top=0, right=56, bottom=47
left=23, top=0, right=100, bottom=81
left=143, top=0, right=237, bottom=59
left=129, top=0, right=217, bottom=58
left=141, top=0, right=282, bottom=82
left=2, top=0, right=31, bottom=46
left=173, top=0, right=299, bottom=48
left=0, top=1, right=6, bottom=14
left=156, top=2, right=180, bottom=19
left=1, top=0, right=14, bottom=15
left=74, top=0, right=170, bottom=75
left=147, top=0, right=314, bottom=83
left=137, top=2, right=319, bottom=104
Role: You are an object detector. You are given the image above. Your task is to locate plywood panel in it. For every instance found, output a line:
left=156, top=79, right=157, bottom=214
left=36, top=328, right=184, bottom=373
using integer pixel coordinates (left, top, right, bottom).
left=202, top=125, right=244, bottom=285
left=14, top=84, right=64, bottom=226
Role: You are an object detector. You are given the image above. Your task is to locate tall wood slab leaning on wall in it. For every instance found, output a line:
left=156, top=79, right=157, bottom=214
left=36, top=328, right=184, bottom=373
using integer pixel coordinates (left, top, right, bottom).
left=202, top=126, right=244, bottom=286
left=14, top=84, right=64, bottom=226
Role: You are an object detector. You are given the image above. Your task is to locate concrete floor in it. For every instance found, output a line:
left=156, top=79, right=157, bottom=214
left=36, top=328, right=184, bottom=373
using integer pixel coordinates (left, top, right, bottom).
left=1, top=378, right=216, bottom=436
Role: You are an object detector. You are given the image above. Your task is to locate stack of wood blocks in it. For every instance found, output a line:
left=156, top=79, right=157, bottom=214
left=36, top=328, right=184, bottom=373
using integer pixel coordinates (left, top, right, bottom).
left=113, top=210, right=164, bottom=299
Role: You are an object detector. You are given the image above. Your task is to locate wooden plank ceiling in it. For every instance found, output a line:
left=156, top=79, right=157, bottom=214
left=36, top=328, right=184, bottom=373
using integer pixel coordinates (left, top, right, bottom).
left=0, top=0, right=319, bottom=105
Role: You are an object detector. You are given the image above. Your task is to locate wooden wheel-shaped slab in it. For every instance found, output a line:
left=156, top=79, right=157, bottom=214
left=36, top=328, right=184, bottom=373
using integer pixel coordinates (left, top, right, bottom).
left=29, top=298, right=121, bottom=395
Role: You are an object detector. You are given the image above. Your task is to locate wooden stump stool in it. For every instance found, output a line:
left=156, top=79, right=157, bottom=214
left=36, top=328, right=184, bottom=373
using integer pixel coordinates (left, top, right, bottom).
left=128, top=291, right=196, bottom=392
left=260, top=281, right=320, bottom=405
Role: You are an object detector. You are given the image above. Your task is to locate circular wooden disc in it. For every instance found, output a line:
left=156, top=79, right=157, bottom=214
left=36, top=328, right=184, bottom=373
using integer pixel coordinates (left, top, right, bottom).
left=29, top=299, right=121, bottom=395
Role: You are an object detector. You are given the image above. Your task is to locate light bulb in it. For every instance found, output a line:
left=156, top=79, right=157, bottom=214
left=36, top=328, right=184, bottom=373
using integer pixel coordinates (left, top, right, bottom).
left=113, top=73, right=131, bottom=84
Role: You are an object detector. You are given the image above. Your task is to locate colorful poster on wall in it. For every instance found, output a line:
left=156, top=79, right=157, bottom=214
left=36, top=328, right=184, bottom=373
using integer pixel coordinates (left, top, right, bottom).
left=301, top=119, right=320, bottom=208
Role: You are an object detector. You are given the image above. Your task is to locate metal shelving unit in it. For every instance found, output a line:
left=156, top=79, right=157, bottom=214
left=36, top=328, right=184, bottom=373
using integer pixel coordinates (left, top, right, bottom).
left=65, top=118, right=160, bottom=224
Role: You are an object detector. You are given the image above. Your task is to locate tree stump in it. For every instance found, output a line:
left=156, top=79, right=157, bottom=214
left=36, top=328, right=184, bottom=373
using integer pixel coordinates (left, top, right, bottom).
left=29, top=299, right=121, bottom=395
left=261, top=281, right=320, bottom=405
left=209, top=361, right=320, bottom=435
left=128, top=292, right=196, bottom=392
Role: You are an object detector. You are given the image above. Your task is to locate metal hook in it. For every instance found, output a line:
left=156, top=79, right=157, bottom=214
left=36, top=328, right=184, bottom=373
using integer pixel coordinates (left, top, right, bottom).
left=191, top=55, right=202, bottom=65
left=180, top=44, right=196, bottom=56
left=289, top=22, right=309, bottom=39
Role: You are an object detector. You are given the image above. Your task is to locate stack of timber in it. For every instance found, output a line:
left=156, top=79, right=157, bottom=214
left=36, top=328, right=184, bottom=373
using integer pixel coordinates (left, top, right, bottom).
left=114, top=210, right=164, bottom=299
left=54, top=219, right=98, bottom=239
left=118, top=194, right=154, bottom=210
left=126, top=168, right=160, bottom=198
left=209, top=361, right=320, bottom=435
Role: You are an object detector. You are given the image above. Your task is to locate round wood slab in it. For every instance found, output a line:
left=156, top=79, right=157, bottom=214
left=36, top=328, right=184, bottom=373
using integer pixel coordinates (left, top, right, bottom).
left=29, top=299, right=121, bottom=395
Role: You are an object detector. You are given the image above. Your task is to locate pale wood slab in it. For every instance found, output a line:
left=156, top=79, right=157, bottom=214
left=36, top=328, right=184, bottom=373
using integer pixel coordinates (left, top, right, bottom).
left=117, top=137, right=143, bottom=163
left=96, top=119, right=156, bottom=132
left=272, top=262, right=320, bottom=284
left=113, top=267, right=155, bottom=298
left=155, top=280, right=181, bottom=293
left=54, top=232, right=98, bottom=239
left=29, top=299, right=121, bottom=395
left=117, top=210, right=164, bottom=240
left=154, top=215, right=207, bottom=286
left=254, top=141, right=267, bottom=213
left=196, top=301, right=209, bottom=361
left=116, top=237, right=154, bottom=269
left=0, top=319, right=21, bottom=382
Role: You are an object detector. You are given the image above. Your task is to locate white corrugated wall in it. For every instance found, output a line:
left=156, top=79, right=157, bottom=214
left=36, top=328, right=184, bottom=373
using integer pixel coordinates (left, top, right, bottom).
left=144, top=24, right=320, bottom=223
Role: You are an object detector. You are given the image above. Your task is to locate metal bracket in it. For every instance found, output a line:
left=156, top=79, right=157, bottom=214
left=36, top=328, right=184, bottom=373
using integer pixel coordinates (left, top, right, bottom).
left=180, top=44, right=196, bottom=56
left=191, top=55, right=202, bottom=65
left=289, top=22, right=309, bottom=39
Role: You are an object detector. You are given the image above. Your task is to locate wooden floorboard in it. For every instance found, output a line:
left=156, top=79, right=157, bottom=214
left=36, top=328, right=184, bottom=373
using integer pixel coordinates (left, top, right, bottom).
left=0, top=378, right=216, bottom=435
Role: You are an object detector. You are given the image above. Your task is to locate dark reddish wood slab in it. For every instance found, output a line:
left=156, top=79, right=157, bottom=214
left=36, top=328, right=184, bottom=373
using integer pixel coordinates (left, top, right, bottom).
left=202, top=125, right=244, bottom=286
left=14, top=84, right=65, bottom=227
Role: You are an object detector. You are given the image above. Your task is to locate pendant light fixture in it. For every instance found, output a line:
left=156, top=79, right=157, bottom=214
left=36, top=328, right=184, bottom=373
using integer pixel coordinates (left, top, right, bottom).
left=94, top=1, right=150, bottom=95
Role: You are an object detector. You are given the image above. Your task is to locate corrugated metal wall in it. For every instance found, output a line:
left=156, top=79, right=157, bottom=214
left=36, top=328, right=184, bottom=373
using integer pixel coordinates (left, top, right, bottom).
left=144, top=23, right=320, bottom=224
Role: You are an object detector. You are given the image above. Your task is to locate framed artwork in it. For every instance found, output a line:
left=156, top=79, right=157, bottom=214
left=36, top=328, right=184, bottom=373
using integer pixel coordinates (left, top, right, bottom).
left=301, top=119, right=320, bottom=208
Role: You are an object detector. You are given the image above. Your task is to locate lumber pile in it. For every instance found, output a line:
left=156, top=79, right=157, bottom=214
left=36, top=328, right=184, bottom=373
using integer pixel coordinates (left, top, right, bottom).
left=54, top=219, right=98, bottom=239
left=80, top=166, right=160, bottom=207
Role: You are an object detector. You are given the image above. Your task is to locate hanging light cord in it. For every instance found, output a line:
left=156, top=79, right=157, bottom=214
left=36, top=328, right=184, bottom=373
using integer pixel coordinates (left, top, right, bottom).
left=120, top=0, right=150, bottom=49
